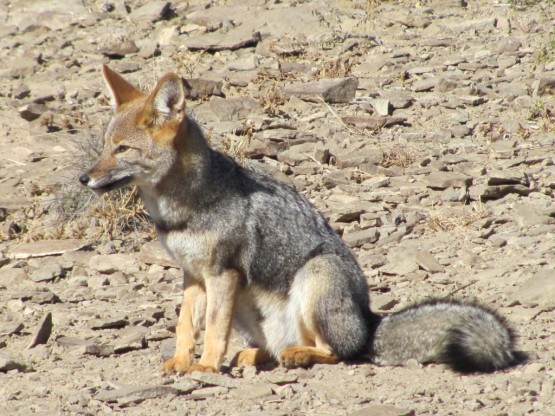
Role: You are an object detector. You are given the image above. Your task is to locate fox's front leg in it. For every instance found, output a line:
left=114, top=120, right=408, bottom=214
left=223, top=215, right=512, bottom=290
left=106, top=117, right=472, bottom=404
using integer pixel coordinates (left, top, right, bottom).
left=162, top=280, right=206, bottom=374
left=188, top=269, right=240, bottom=373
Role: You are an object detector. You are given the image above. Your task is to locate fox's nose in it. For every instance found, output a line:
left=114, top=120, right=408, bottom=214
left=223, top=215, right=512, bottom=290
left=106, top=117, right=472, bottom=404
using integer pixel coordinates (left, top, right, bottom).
left=79, top=174, right=90, bottom=186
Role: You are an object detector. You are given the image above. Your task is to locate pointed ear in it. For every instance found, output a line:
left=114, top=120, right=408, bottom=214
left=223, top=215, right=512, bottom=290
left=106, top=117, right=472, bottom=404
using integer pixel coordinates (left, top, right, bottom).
left=102, top=64, right=143, bottom=110
left=149, top=73, right=186, bottom=125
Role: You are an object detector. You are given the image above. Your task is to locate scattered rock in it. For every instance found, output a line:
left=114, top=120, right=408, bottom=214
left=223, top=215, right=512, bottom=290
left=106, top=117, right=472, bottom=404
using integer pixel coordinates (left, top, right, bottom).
left=283, top=78, right=358, bottom=103
left=29, top=262, right=64, bottom=282
left=343, top=228, right=380, bottom=248
left=26, top=312, right=53, bottom=349
left=89, top=316, right=129, bottom=330
left=113, top=327, right=148, bottom=353
left=130, top=1, right=172, bottom=22
left=341, top=116, right=407, bottom=129
left=96, top=384, right=179, bottom=405
left=185, top=28, right=261, bottom=52
left=10, top=239, right=88, bottom=259
left=189, top=371, right=241, bottom=389
left=0, top=321, right=24, bottom=336
left=231, top=383, right=273, bottom=400
left=139, top=241, right=178, bottom=268
left=183, top=78, right=224, bottom=100
left=351, top=405, right=414, bottom=416
left=414, top=251, right=445, bottom=273
left=89, top=253, right=140, bottom=275
left=0, top=354, right=28, bottom=373
left=518, top=269, right=555, bottom=309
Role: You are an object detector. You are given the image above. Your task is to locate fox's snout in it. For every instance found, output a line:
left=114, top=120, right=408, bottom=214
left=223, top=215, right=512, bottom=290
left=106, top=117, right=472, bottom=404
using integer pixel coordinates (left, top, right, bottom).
left=79, top=173, right=91, bottom=186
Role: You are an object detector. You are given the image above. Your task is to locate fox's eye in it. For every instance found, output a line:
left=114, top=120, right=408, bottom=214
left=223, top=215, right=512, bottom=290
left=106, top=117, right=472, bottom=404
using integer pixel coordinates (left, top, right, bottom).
left=115, top=145, right=130, bottom=154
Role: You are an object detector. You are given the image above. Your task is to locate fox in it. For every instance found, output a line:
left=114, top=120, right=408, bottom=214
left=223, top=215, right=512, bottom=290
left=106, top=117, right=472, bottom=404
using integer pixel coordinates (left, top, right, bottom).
left=79, top=65, right=524, bottom=375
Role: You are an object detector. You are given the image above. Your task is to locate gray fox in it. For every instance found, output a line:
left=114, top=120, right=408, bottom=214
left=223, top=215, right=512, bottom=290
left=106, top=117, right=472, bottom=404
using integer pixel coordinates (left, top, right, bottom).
left=79, top=66, right=523, bottom=374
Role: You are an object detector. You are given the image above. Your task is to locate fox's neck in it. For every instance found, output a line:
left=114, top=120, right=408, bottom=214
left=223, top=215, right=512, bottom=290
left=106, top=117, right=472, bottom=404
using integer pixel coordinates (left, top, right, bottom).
left=138, top=116, right=216, bottom=232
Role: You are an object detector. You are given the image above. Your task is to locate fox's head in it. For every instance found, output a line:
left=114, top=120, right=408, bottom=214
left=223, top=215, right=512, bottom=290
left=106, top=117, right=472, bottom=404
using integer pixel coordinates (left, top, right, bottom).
left=79, top=65, right=187, bottom=194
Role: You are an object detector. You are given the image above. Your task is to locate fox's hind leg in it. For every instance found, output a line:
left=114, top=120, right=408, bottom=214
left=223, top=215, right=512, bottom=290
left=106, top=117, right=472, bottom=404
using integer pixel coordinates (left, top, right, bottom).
left=162, top=279, right=206, bottom=374
left=231, top=348, right=275, bottom=367
left=280, top=345, right=339, bottom=368
left=278, top=254, right=369, bottom=368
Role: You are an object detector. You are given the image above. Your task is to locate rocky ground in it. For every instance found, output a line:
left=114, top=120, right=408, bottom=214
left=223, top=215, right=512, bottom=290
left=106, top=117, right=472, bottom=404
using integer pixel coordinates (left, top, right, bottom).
left=1, top=0, right=555, bottom=415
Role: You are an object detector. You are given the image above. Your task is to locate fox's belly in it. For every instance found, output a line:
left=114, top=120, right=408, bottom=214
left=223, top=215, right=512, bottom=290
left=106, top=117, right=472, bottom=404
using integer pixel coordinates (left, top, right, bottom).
left=233, top=286, right=302, bottom=358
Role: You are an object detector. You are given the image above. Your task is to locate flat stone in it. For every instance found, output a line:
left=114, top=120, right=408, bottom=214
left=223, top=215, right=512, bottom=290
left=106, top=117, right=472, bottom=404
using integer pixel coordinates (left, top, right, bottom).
left=82, top=343, right=115, bottom=357
left=335, top=147, right=384, bottom=169
left=533, top=77, right=555, bottom=97
left=139, top=241, right=178, bottom=268
left=450, top=125, right=472, bottom=138
left=203, top=97, right=260, bottom=122
left=513, top=204, right=554, bottom=227
left=265, top=373, right=298, bottom=385
left=26, top=312, right=53, bottom=349
left=369, top=98, right=390, bottom=116
left=381, top=258, right=419, bottom=276
left=0, top=57, right=37, bottom=79
left=184, top=78, right=224, bottom=100
left=480, top=185, right=533, bottom=201
left=343, top=228, right=380, bottom=248
left=10, top=239, right=88, bottom=259
left=231, top=383, right=273, bottom=400
left=29, top=262, right=64, bottom=282
left=96, top=384, right=177, bottom=404
left=89, top=316, right=129, bottom=330
left=413, top=78, right=437, bottom=92
left=170, top=380, right=199, bottom=394
left=130, top=1, right=172, bottom=22
left=186, top=27, right=261, bottom=52
left=0, top=354, right=28, bottom=372
left=283, top=78, right=358, bottom=103
left=438, top=75, right=463, bottom=92
left=385, top=92, right=413, bottom=109
left=518, top=269, right=555, bottom=309
left=19, top=103, right=47, bottom=122
left=460, top=96, right=487, bottom=106
left=0, top=268, right=27, bottom=286
left=99, top=36, right=139, bottom=58
left=89, top=253, right=140, bottom=275
left=487, top=170, right=528, bottom=186
left=0, top=321, right=24, bottom=336
left=342, top=116, right=406, bottom=129
left=351, top=405, right=414, bottom=416
left=497, top=37, right=522, bottom=54
left=414, top=251, right=445, bottom=273
left=425, top=172, right=471, bottom=190
left=113, top=327, right=147, bottom=353
left=189, top=371, right=241, bottom=389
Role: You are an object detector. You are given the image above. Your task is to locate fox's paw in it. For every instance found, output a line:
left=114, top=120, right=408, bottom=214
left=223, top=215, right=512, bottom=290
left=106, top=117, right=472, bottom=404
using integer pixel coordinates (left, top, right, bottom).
left=162, top=356, right=192, bottom=375
left=231, top=348, right=275, bottom=367
left=280, top=347, right=339, bottom=368
left=187, top=363, right=218, bottom=374
left=280, top=347, right=313, bottom=368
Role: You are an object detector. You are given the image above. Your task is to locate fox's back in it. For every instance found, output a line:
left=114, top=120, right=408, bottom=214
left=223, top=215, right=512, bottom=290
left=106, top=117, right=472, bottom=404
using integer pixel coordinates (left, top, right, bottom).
left=174, top=149, right=366, bottom=294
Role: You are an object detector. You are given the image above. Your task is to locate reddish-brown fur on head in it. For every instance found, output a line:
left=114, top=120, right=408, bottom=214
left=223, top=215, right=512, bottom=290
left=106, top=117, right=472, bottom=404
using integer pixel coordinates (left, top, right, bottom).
left=79, top=66, right=189, bottom=193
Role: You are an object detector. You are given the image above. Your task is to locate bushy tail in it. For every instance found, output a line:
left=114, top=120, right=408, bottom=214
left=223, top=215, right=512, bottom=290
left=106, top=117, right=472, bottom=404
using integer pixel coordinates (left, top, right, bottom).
left=369, top=300, right=525, bottom=373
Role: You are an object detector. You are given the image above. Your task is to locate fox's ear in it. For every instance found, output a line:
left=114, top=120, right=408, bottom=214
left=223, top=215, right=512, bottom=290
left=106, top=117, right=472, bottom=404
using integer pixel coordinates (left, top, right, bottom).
left=149, top=73, right=186, bottom=125
left=102, top=64, right=143, bottom=110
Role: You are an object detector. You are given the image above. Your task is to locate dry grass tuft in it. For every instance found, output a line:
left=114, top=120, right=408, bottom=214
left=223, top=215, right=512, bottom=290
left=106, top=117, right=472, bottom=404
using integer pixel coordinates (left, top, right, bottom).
left=380, top=145, right=418, bottom=168
left=259, top=81, right=287, bottom=116
left=427, top=202, right=489, bottom=232
left=54, top=129, right=154, bottom=244
left=5, top=128, right=154, bottom=246
left=220, top=130, right=252, bottom=166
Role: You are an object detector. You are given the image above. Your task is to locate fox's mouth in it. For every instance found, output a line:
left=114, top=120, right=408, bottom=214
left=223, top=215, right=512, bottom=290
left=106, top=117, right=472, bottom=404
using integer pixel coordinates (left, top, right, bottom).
left=82, top=176, right=133, bottom=194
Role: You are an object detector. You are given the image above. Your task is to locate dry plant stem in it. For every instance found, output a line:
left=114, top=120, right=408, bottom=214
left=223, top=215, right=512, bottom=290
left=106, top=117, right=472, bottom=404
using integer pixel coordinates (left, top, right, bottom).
left=427, top=202, right=489, bottom=232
